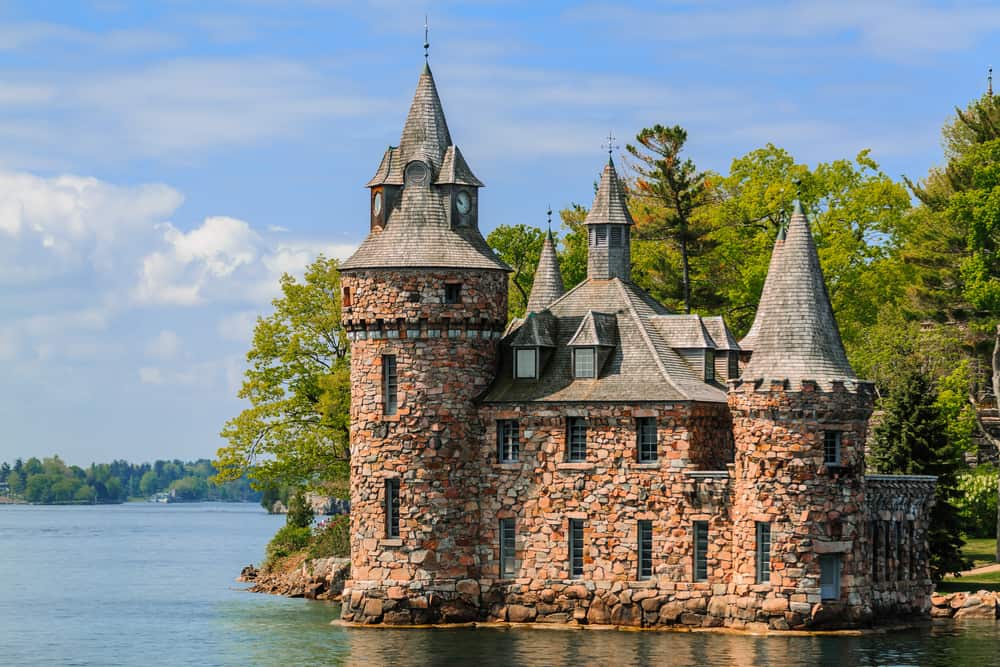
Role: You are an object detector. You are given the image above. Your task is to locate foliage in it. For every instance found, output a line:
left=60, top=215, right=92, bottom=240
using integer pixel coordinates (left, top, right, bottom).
left=215, top=256, right=350, bottom=494
left=265, top=524, right=312, bottom=565
left=0, top=455, right=258, bottom=504
left=286, top=488, right=314, bottom=529
left=308, top=515, right=350, bottom=559
left=626, top=125, right=710, bottom=314
left=558, top=204, right=589, bottom=289
left=955, top=466, right=999, bottom=539
left=486, top=224, right=546, bottom=318
left=934, top=361, right=978, bottom=454
left=869, top=367, right=968, bottom=580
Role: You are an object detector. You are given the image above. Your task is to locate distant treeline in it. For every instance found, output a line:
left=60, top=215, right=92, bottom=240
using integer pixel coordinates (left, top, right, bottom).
left=0, top=456, right=260, bottom=505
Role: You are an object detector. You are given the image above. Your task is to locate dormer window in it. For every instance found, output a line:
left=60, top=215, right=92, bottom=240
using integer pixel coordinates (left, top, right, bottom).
left=704, top=349, right=715, bottom=381
left=573, top=347, right=596, bottom=379
left=514, top=348, right=537, bottom=379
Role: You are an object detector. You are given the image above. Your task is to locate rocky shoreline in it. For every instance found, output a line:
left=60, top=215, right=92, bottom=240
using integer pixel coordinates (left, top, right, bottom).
left=238, top=556, right=350, bottom=601
left=929, top=591, right=1000, bottom=619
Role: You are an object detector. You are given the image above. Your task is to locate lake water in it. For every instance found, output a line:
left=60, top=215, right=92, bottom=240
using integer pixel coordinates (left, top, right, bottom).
left=2, top=503, right=1000, bottom=667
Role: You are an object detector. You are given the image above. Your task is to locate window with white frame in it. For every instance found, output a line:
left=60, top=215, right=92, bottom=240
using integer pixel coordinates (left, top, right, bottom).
left=573, top=348, right=596, bottom=379
left=637, top=417, right=657, bottom=463
left=514, top=348, right=537, bottom=379
left=824, top=431, right=842, bottom=466
left=496, top=419, right=520, bottom=463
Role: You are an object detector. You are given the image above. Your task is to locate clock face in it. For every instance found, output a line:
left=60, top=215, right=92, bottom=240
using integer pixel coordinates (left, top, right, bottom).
left=373, top=191, right=383, bottom=216
left=456, top=190, right=472, bottom=215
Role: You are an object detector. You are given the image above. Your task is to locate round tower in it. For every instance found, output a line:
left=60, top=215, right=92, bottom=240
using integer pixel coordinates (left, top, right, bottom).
left=729, top=201, right=874, bottom=629
left=338, top=61, right=509, bottom=625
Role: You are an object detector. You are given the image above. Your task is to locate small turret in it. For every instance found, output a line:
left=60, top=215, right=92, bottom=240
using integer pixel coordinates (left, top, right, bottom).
left=526, top=228, right=565, bottom=313
left=584, top=158, right=633, bottom=281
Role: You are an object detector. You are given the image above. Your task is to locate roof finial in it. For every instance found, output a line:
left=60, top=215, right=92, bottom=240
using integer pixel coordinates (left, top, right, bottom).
left=547, top=205, right=552, bottom=232
left=989, top=66, right=994, bottom=98
left=424, top=15, right=429, bottom=61
left=603, top=130, right=618, bottom=163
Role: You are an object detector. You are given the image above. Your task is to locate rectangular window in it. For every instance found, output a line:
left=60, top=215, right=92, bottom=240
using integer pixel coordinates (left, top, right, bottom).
left=569, top=518, right=584, bottom=577
left=385, top=478, right=400, bottom=538
left=820, top=554, right=841, bottom=600
left=445, top=283, right=461, bottom=304
left=499, top=518, right=516, bottom=578
left=566, top=417, right=587, bottom=462
left=596, top=225, right=608, bottom=246
left=610, top=226, right=623, bottom=248
left=637, top=417, right=658, bottom=463
left=573, top=347, right=596, bottom=378
left=704, top=350, right=715, bottom=381
left=756, top=522, right=772, bottom=584
left=693, top=521, right=709, bottom=581
left=728, top=351, right=739, bottom=379
left=638, top=520, right=653, bottom=580
left=342, top=286, right=352, bottom=307
left=382, top=354, right=398, bottom=416
left=824, top=431, right=842, bottom=466
left=514, top=348, right=537, bottom=379
left=496, top=419, right=520, bottom=463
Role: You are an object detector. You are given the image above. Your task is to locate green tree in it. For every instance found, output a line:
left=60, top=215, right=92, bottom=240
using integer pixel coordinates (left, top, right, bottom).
left=286, top=488, right=313, bottom=529
left=139, top=471, right=160, bottom=497
left=869, top=367, right=967, bottom=580
left=558, top=204, right=588, bottom=289
left=626, top=124, right=709, bottom=314
left=214, top=256, right=350, bottom=494
left=6, top=471, right=24, bottom=495
left=486, top=224, right=546, bottom=319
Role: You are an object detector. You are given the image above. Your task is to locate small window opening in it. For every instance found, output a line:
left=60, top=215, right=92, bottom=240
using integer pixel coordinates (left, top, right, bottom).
left=610, top=226, right=623, bottom=248
left=382, top=354, right=398, bottom=416
left=566, top=417, right=587, bottom=462
left=637, top=417, right=657, bottom=463
left=514, top=348, right=537, bottom=379
left=638, top=520, right=653, bottom=580
left=573, top=347, right=596, bottom=378
left=824, top=431, right=842, bottom=466
left=820, top=554, right=841, bottom=600
left=385, top=478, right=400, bottom=538
left=728, top=351, right=739, bottom=379
left=499, top=518, right=516, bottom=578
left=693, top=521, right=709, bottom=582
left=756, top=522, right=771, bottom=584
left=704, top=349, right=715, bottom=381
left=569, top=518, right=584, bottom=578
left=342, top=286, right=352, bottom=307
left=497, top=419, right=520, bottom=463
left=445, top=283, right=462, bottom=304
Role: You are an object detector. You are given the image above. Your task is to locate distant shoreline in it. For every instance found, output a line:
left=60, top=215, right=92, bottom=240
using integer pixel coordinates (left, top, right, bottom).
left=0, top=498, right=262, bottom=507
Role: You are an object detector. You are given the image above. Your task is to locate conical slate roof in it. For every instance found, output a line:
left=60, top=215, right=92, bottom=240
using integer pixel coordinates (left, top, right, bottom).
left=526, top=230, right=565, bottom=312
left=740, top=201, right=856, bottom=386
left=739, top=230, right=784, bottom=351
left=584, top=158, right=634, bottom=227
left=342, top=64, right=508, bottom=272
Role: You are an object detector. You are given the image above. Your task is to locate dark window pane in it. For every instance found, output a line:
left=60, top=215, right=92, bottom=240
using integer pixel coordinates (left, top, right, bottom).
left=569, top=518, right=584, bottom=577
left=500, top=518, right=516, bottom=578
left=638, top=520, right=653, bottom=579
left=728, top=351, right=739, bottom=379
left=694, top=521, right=708, bottom=581
left=382, top=354, right=398, bottom=416
left=445, top=283, right=461, bottom=304
left=824, top=431, right=841, bottom=465
left=704, top=350, right=715, bottom=381
left=637, top=417, right=657, bottom=463
left=756, top=522, right=771, bottom=584
left=385, top=479, right=400, bottom=538
left=497, top=420, right=520, bottom=463
left=820, top=554, right=841, bottom=600
left=567, top=417, right=587, bottom=462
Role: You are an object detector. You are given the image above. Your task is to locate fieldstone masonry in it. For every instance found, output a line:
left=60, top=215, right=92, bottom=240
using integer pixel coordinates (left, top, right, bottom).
left=335, top=58, right=937, bottom=630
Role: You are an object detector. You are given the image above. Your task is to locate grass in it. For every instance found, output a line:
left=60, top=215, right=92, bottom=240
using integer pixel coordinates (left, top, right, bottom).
left=935, top=537, right=1000, bottom=594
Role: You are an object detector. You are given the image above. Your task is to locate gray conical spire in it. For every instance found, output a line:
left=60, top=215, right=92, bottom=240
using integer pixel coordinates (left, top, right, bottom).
left=526, top=229, right=565, bottom=312
left=399, top=63, right=452, bottom=173
left=740, top=201, right=856, bottom=386
left=584, top=158, right=633, bottom=280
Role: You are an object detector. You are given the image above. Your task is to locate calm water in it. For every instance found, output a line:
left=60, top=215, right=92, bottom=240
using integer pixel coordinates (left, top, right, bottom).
left=2, top=503, right=1000, bottom=667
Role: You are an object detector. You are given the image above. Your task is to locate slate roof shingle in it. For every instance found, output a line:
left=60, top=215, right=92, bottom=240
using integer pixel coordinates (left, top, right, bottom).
left=585, top=159, right=635, bottom=227
left=526, top=230, right=565, bottom=313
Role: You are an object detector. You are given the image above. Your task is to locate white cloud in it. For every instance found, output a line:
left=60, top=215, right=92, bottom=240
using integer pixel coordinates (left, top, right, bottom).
left=0, top=171, right=183, bottom=283
left=217, top=311, right=259, bottom=344
left=145, top=330, right=182, bottom=361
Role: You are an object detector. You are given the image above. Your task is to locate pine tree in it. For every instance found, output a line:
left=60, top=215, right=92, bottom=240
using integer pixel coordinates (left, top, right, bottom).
left=869, top=366, right=967, bottom=580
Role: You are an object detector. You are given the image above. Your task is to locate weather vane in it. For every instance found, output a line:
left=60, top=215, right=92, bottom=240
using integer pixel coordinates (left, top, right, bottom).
left=547, top=205, right=552, bottom=232
left=424, top=15, right=430, bottom=61
left=603, top=130, right=618, bottom=158
left=989, top=66, right=993, bottom=98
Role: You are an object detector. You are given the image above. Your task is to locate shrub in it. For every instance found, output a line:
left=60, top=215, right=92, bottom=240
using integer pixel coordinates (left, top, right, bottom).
left=308, top=515, right=350, bottom=559
left=265, top=524, right=311, bottom=565
left=286, top=489, right=313, bottom=529
left=955, top=465, right=999, bottom=538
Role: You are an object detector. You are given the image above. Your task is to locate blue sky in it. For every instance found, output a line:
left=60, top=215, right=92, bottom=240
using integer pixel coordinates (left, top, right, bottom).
left=0, top=0, right=996, bottom=465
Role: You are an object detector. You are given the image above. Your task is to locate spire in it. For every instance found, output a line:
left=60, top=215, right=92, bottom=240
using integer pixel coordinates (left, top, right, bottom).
left=739, top=200, right=856, bottom=387
left=584, top=157, right=634, bottom=280
left=739, top=225, right=786, bottom=351
left=526, top=223, right=565, bottom=313
left=399, top=63, right=452, bottom=174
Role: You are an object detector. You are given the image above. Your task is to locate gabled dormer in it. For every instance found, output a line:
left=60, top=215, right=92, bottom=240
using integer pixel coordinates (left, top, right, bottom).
left=505, top=310, right=558, bottom=380
left=567, top=311, right=618, bottom=379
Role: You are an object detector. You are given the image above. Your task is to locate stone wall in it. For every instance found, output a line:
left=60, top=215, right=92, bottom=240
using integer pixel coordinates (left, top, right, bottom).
left=340, top=267, right=508, bottom=625
left=728, top=379, right=877, bottom=628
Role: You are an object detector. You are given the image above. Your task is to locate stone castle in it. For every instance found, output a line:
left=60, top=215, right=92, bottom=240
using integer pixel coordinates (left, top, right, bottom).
left=336, top=59, right=937, bottom=631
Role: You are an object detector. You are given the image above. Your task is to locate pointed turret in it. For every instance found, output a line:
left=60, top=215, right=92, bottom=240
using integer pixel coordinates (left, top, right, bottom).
left=526, top=230, right=565, bottom=313
left=740, top=200, right=856, bottom=386
left=584, top=158, right=634, bottom=281
left=399, top=63, right=452, bottom=173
